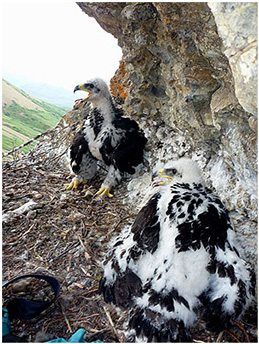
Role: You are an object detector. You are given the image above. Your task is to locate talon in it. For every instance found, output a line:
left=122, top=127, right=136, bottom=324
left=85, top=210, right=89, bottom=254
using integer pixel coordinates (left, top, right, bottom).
left=64, top=178, right=81, bottom=191
left=96, top=185, right=114, bottom=198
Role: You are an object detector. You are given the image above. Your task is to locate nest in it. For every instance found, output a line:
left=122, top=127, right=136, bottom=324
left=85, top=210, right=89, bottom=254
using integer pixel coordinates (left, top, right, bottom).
left=2, top=150, right=257, bottom=342
left=2, top=157, right=133, bottom=342
left=3, top=161, right=256, bottom=342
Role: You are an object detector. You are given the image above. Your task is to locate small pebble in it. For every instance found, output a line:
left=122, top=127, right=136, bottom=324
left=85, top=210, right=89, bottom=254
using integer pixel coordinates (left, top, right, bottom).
left=60, top=193, right=68, bottom=201
left=27, top=210, right=37, bottom=219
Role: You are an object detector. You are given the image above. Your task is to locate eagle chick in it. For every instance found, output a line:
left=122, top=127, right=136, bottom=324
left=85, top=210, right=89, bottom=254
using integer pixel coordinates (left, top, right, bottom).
left=99, top=158, right=255, bottom=342
left=66, top=78, right=147, bottom=197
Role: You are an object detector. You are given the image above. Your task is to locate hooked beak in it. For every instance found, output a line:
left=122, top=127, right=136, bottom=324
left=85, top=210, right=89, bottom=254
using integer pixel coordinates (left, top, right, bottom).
left=152, top=170, right=159, bottom=181
left=152, top=168, right=173, bottom=187
left=73, top=84, right=92, bottom=99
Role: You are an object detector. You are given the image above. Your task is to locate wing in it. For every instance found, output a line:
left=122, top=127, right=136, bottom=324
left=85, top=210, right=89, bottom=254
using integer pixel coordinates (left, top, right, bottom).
left=197, top=196, right=255, bottom=330
left=100, top=117, right=147, bottom=174
left=170, top=183, right=231, bottom=254
left=130, top=192, right=161, bottom=254
left=168, top=184, right=255, bottom=331
left=114, top=117, right=147, bottom=174
left=99, top=193, right=161, bottom=308
left=70, top=127, right=96, bottom=175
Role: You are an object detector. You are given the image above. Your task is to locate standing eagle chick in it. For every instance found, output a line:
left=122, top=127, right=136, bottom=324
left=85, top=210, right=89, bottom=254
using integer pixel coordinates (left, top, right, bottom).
left=65, top=78, right=147, bottom=197
left=99, top=158, right=255, bottom=342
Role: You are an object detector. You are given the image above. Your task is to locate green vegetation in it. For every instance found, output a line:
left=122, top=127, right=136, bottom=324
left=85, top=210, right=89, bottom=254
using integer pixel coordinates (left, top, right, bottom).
left=3, top=101, right=62, bottom=136
left=2, top=135, right=32, bottom=155
left=2, top=79, right=69, bottom=155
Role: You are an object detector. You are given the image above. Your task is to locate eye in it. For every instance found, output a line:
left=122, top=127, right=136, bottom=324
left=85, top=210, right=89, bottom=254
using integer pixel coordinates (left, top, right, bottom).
left=164, top=168, right=177, bottom=176
left=85, top=83, right=94, bottom=89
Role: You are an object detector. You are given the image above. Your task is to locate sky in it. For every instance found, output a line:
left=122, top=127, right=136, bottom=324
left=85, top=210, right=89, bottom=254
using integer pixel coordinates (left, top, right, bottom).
left=2, top=1, right=122, bottom=91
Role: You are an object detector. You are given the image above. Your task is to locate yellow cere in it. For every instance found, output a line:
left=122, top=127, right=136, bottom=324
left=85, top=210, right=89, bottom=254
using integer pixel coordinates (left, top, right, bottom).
left=158, top=169, right=173, bottom=185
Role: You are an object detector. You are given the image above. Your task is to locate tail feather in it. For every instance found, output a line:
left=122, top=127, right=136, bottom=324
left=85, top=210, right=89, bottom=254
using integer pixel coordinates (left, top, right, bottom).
left=127, top=311, right=191, bottom=342
left=98, top=277, right=116, bottom=304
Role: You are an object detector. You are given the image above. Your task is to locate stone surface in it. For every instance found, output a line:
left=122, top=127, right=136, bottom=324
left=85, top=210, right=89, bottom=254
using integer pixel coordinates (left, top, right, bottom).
left=76, top=2, right=257, bottom=266
left=19, top=3, right=257, bottom=268
left=209, top=2, right=258, bottom=116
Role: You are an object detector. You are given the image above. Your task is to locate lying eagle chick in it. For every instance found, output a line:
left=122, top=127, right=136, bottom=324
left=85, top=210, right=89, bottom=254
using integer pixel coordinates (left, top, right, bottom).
left=66, top=78, right=147, bottom=197
left=99, top=158, right=255, bottom=342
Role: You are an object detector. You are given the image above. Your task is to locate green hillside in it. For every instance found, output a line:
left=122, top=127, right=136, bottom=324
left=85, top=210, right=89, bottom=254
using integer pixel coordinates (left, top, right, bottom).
left=2, top=79, right=69, bottom=155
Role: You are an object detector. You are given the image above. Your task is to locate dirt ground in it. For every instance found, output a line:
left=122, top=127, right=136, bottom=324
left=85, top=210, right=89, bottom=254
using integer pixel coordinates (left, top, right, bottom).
left=2, top=158, right=257, bottom=343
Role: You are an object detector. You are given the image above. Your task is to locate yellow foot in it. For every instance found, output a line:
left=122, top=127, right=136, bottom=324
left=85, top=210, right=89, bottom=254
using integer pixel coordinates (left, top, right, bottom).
left=96, top=185, right=114, bottom=198
left=64, top=178, right=86, bottom=191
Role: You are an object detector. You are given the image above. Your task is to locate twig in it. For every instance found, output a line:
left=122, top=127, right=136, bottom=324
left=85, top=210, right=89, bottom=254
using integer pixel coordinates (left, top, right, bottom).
left=216, top=331, right=224, bottom=342
left=48, top=242, right=80, bottom=263
left=233, top=320, right=250, bottom=342
left=60, top=303, right=73, bottom=333
left=49, top=148, right=69, bottom=163
left=74, top=296, right=101, bottom=302
left=2, top=131, right=48, bottom=158
left=107, top=215, right=131, bottom=236
left=3, top=224, right=35, bottom=246
left=222, top=329, right=241, bottom=342
left=103, top=305, right=119, bottom=340
left=87, top=328, right=113, bottom=334
left=74, top=229, right=90, bottom=260
left=2, top=118, right=64, bottom=158
left=82, top=286, right=99, bottom=295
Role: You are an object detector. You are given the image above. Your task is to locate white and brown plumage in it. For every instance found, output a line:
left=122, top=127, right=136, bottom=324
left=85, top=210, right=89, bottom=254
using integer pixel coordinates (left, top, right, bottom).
left=99, top=158, right=255, bottom=342
left=65, top=78, right=147, bottom=197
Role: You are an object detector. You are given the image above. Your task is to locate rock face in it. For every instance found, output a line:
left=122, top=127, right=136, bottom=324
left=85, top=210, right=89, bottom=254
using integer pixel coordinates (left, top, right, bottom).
left=75, top=2, right=257, bottom=262
left=20, top=3, right=256, bottom=269
left=209, top=2, right=258, bottom=117
left=75, top=2, right=257, bottom=266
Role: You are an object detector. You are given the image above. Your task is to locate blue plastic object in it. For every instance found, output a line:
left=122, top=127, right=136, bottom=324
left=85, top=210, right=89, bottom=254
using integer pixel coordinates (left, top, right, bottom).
left=47, top=328, right=103, bottom=343
left=2, top=308, right=102, bottom=343
left=2, top=309, right=12, bottom=337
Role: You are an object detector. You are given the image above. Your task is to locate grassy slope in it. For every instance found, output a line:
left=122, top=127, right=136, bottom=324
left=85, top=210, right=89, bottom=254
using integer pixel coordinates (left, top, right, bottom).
left=2, top=79, right=70, bottom=154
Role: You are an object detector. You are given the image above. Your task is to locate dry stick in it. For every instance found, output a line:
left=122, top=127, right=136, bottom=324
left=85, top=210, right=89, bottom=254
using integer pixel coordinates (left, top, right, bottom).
left=60, top=303, right=73, bottom=334
left=2, top=131, right=49, bottom=158
left=223, top=329, right=240, bottom=343
left=2, top=111, right=90, bottom=161
left=48, top=242, right=80, bottom=263
left=103, top=306, right=119, bottom=340
left=233, top=320, right=250, bottom=343
left=49, top=148, right=69, bottom=163
left=107, top=215, right=132, bottom=236
left=74, top=229, right=90, bottom=260
left=3, top=224, right=35, bottom=246
left=216, top=331, right=224, bottom=343
left=2, top=120, right=67, bottom=158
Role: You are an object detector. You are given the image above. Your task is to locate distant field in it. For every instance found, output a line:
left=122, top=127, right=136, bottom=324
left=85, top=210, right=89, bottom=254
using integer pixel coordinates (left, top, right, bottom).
left=2, top=79, right=68, bottom=156
left=2, top=80, right=44, bottom=110
left=3, top=123, right=30, bottom=141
